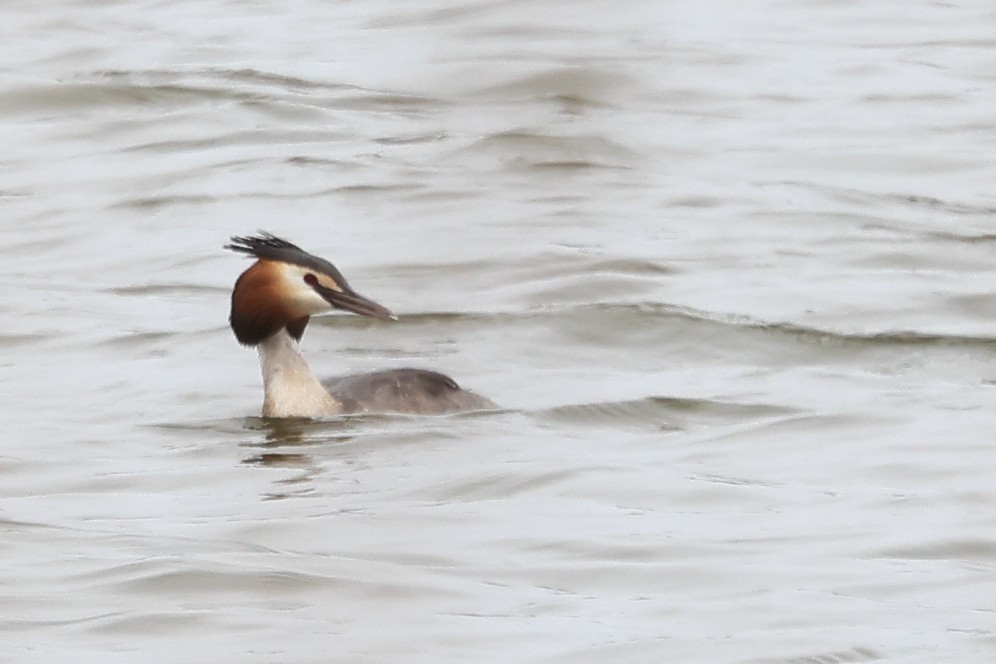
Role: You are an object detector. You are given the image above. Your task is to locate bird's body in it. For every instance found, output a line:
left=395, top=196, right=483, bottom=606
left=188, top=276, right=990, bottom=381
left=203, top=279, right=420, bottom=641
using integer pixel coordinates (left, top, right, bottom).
left=324, top=367, right=492, bottom=415
left=226, top=233, right=494, bottom=418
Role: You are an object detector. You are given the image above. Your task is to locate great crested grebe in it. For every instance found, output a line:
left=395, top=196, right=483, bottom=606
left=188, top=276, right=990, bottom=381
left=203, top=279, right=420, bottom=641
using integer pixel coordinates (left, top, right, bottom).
left=226, top=232, right=495, bottom=418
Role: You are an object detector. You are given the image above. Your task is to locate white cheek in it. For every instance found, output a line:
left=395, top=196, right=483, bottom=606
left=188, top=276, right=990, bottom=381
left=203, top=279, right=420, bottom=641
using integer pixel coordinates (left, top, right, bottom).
left=276, top=264, right=334, bottom=315
left=293, top=288, right=333, bottom=315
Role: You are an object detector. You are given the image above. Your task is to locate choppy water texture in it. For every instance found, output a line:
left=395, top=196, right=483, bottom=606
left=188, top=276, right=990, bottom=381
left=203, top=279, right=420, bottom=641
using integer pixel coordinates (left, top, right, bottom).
left=2, top=1, right=996, bottom=662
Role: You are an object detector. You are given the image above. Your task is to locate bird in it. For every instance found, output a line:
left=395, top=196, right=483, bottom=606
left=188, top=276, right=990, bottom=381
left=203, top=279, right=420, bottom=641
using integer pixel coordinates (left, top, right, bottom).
left=225, top=232, right=495, bottom=418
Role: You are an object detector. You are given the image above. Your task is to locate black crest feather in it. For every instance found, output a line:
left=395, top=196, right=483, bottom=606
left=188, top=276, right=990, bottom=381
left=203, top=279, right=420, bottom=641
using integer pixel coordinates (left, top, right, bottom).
left=225, top=231, right=351, bottom=289
left=226, top=232, right=306, bottom=260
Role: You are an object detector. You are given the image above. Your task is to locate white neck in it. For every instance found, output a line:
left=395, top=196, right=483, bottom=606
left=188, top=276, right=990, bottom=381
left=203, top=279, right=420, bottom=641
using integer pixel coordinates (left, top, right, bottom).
left=257, top=329, right=341, bottom=418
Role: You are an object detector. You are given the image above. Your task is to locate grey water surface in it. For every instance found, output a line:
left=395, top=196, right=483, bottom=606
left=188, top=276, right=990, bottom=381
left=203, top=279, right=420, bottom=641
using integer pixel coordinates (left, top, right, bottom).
left=2, top=1, right=996, bottom=662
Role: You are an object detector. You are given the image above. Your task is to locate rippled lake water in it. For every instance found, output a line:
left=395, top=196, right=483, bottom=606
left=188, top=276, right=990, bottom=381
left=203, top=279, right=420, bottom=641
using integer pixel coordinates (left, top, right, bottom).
left=3, top=1, right=996, bottom=662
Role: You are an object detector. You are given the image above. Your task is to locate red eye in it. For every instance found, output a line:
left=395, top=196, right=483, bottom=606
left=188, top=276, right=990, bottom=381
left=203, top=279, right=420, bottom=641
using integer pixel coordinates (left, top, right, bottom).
left=303, top=273, right=318, bottom=286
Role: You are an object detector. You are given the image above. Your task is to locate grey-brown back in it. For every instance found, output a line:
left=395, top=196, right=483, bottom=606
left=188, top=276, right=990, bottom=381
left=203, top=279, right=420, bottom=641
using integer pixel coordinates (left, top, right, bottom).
left=324, top=368, right=495, bottom=415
